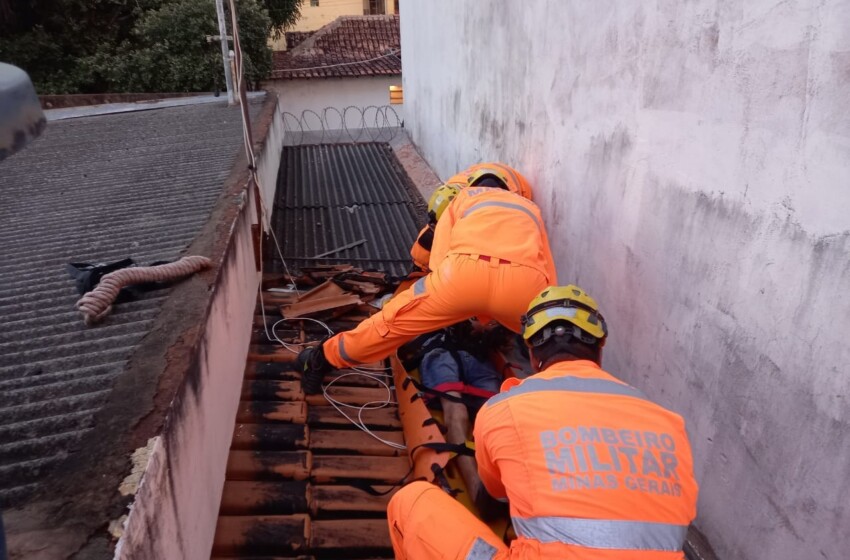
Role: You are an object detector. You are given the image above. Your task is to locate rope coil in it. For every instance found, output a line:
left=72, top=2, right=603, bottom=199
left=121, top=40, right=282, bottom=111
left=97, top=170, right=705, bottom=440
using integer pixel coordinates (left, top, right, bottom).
left=76, top=255, right=212, bottom=325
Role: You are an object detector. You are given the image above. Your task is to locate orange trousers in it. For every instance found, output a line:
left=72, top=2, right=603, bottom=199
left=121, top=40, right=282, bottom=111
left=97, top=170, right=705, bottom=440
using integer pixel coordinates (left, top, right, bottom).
left=323, top=254, right=549, bottom=367
left=388, top=481, right=509, bottom=560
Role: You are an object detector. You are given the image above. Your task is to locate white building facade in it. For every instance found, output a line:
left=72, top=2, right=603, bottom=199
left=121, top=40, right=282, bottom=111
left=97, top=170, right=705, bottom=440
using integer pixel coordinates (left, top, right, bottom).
left=400, top=2, right=850, bottom=559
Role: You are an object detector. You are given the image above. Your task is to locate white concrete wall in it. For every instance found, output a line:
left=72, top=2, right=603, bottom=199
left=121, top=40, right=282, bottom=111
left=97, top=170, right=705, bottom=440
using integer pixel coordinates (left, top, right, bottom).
left=401, top=2, right=850, bottom=559
left=116, top=106, right=284, bottom=560
left=265, top=76, right=404, bottom=127
left=256, top=104, right=285, bottom=224
left=116, top=185, right=260, bottom=560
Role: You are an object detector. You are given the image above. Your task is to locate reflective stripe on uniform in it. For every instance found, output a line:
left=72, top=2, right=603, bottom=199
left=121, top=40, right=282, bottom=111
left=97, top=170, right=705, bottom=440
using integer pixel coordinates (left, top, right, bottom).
left=338, top=336, right=362, bottom=365
left=512, top=516, right=687, bottom=551
left=462, top=201, right=543, bottom=231
left=414, top=276, right=427, bottom=296
left=487, top=376, right=648, bottom=406
left=465, top=537, right=499, bottom=560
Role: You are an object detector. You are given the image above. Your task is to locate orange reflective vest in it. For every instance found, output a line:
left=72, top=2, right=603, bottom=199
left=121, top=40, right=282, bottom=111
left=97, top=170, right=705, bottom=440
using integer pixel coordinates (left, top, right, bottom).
left=474, top=360, right=698, bottom=559
left=429, top=187, right=557, bottom=284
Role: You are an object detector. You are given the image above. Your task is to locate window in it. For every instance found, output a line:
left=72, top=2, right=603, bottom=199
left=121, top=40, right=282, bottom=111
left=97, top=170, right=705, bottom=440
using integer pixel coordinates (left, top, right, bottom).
left=366, top=0, right=385, bottom=15
left=310, top=0, right=319, bottom=6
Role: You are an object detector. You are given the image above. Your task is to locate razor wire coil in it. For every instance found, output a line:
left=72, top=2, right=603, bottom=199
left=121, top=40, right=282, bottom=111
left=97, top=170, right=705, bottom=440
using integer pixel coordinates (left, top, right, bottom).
left=280, top=105, right=403, bottom=145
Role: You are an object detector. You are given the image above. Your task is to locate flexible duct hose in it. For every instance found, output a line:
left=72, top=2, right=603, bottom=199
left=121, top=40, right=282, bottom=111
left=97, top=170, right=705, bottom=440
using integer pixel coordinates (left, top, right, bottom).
left=76, top=255, right=212, bottom=325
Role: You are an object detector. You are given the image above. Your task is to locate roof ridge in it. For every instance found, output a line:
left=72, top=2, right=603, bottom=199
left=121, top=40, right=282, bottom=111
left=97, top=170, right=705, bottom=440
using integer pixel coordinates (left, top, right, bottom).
left=289, top=14, right=400, bottom=56
left=335, top=14, right=399, bottom=20
left=288, top=16, right=348, bottom=55
left=271, top=14, right=401, bottom=80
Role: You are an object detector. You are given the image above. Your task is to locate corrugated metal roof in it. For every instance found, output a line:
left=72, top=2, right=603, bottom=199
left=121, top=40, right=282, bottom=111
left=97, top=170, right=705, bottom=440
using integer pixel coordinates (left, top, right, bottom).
left=279, top=143, right=416, bottom=207
left=271, top=143, right=424, bottom=277
left=0, top=97, right=264, bottom=507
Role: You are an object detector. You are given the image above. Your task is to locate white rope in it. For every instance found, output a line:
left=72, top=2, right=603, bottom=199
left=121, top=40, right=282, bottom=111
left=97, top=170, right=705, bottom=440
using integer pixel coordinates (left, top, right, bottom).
left=269, top=316, right=333, bottom=354
left=323, top=371, right=407, bottom=450
left=264, top=315, right=406, bottom=450
left=225, top=2, right=402, bottom=451
left=223, top=0, right=302, bottom=345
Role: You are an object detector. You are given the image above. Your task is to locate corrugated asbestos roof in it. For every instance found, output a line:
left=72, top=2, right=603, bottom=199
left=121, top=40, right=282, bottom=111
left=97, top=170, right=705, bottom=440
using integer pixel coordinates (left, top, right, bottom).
left=0, top=97, right=263, bottom=507
left=272, top=143, right=424, bottom=277
left=271, top=15, right=401, bottom=80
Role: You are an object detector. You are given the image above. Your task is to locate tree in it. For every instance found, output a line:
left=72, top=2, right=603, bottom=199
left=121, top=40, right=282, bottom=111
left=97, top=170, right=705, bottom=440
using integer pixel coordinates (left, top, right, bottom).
left=90, top=0, right=274, bottom=92
left=0, top=0, right=160, bottom=93
left=264, top=0, right=302, bottom=39
left=0, top=0, right=302, bottom=94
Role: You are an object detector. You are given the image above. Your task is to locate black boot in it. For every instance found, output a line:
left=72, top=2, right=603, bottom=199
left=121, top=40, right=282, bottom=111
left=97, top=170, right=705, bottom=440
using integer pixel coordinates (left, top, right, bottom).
left=297, top=344, right=333, bottom=395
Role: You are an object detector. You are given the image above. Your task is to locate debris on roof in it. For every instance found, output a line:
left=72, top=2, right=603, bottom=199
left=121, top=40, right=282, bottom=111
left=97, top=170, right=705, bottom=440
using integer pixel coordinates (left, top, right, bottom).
left=75, top=255, right=212, bottom=325
left=282, top=291, right=363, bottom=319
left=279, top=265, right=394, bottom=319
left=271, top=15, right=401, bottom=80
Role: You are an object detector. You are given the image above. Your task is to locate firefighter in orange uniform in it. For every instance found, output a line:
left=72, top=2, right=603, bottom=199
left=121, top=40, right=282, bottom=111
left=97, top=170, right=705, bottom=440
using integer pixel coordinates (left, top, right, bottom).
left=298, top=164, right=556, bottom=394
left=387, top=285, right=699, bottom=559
left=408, top=180, right=463, bottom=277
left=464, top=162, right=533, bottom=200
left=408, top=163, right=530, bottom=277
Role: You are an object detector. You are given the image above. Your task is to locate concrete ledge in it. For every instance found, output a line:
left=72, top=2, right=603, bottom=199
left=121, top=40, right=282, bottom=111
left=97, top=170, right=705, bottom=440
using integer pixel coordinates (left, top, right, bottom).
left=115, top=98, right=284, bottom=559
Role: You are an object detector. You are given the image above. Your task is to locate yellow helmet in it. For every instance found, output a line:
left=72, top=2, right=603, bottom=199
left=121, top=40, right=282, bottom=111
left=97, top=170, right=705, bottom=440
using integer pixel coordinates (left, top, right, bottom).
left=521, top=285, right=608, bottom=347
left=427, top=183, right=460, bottom=222
left=467, top=167, right=510, bottom=190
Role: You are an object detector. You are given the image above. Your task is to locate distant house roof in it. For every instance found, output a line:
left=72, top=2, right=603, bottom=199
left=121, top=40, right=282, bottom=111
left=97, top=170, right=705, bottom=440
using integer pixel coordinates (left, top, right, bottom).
left=285, top=30, right=315, bottom=50
left=271, top=15, right=401, bottom=80
left=0, top=96, right=265, bottom=508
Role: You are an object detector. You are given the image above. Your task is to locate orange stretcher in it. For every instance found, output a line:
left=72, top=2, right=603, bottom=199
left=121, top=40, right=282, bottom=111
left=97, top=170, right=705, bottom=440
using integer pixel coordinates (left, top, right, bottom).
left=390, top=275, right=527, bottom=541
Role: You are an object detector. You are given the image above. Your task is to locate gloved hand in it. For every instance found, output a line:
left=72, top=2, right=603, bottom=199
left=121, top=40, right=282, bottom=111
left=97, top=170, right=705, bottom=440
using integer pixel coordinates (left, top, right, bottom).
left=297, top=343, right=333, bottom=395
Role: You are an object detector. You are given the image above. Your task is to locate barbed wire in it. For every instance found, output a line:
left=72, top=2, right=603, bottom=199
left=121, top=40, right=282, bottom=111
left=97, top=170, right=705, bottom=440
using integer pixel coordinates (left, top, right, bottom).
left=280, top=105, right=403, bottom=145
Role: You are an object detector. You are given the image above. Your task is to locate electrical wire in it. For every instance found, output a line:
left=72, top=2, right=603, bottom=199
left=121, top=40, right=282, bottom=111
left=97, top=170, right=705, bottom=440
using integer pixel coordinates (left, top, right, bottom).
left=274, top=49, right=401, bottom=73
left=225, top=0, right=302, bottom=348
left=264, top=313, right=406, bottom=451
left=323, top=371, right=406, bottom=450
left=269, top=316, right=333, bottom=353
left=268, top=316, right=406, bottom=450
left=226, top=1, right=403, bottom=450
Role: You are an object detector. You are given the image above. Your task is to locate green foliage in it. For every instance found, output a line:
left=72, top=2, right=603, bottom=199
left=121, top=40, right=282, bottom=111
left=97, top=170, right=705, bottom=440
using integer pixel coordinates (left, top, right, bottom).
left=0, top=25, right=83, bottom=93
left=0, top=0, right=154, bottom=93
left=94, top=0, right=274, bottom=92
left=0, top=0, right=297, bottom=94
left=264, top=0, right=302, bottom=39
